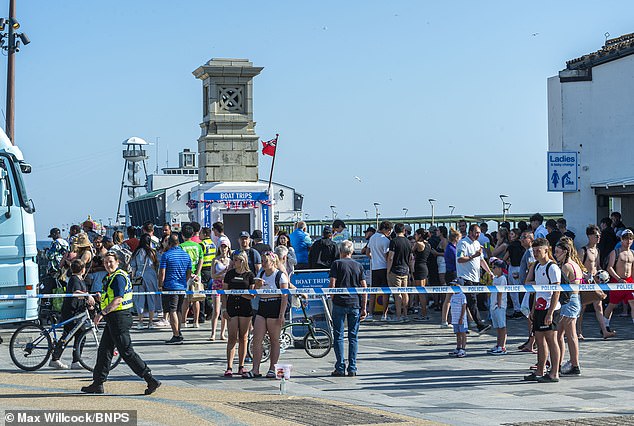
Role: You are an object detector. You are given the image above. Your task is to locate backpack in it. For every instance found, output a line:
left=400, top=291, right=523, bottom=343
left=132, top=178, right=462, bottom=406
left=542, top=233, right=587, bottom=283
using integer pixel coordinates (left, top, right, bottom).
left=311, top=239, right=337, bottom=269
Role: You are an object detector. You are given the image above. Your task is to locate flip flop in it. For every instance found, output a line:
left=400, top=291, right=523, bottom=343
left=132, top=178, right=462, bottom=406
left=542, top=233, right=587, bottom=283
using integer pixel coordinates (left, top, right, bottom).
left=242, top=371, right=262, bottom=379
left=224, top=368, right=233, bottom=377
left=265, top=370, right=276, bottom=379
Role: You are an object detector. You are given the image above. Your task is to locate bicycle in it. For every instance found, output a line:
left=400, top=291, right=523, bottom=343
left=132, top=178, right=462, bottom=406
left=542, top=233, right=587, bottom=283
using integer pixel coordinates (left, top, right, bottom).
left=9, top=309, right=122, bottom=372
left=248, top=295, right=332, bottom=363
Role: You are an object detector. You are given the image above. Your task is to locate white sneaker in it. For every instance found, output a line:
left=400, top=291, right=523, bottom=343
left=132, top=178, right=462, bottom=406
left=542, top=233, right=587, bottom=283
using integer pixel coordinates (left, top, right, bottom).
left=136, top=323, right=145, bottom=330
left=487, top=345, right=499, bottom=353
left=560, top=360, right=573, bottom=374
left=70, top=362, right=83, bottom=370
left=49, top=359, right=69, bottom=370
left=456, top=349, right=467, bottom=358
left=440, top=322, right=449, bottom=328
left=364, top=314, right=374, bottom=322
left=147, top=322, right=155, bottom=329
left=492, top=347, right=507, bottom=356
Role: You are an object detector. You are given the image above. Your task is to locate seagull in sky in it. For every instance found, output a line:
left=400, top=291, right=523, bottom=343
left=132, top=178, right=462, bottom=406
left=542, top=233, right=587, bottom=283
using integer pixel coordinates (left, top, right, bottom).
left=354, top=176, right=362, bottom=182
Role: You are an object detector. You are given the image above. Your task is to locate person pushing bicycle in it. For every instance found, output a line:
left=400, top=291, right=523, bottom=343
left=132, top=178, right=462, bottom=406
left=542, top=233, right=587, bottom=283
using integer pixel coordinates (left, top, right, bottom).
left=49, top=259, right=95, bottom=370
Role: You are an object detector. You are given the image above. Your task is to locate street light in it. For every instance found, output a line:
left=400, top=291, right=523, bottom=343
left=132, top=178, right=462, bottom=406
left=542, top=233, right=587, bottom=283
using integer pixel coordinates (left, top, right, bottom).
left=449, top=205, right=456, bottom=215
left=0, top=1, right=31, bottom=144
left=373, top=202, right=381, bottom=229
left=364, top=210, right=369, bottom=219
left=499, top=195, right=509, bottom=222
left=428, top=199, right=436, bottom=225
left=403, top=207, right=408, bottom=218
left=305, top=213, right=310, bottom=220
left=329, top=205, right=337, bottom=221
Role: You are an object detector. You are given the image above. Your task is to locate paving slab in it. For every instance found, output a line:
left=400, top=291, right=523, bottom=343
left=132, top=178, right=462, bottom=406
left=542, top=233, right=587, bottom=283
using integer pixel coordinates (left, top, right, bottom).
left=0, top=309, right=633, bottom=425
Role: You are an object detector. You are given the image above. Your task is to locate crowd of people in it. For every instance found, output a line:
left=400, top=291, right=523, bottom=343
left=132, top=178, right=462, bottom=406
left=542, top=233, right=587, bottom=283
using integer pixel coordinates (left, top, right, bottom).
left=40, top=210, right=633, bottom=387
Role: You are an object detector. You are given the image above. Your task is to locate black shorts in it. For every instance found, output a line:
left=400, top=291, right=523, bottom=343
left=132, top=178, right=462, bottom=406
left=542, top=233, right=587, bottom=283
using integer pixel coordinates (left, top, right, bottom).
left=533, top=309, right=559, bottom=332
left=445, top=271, right=457, bottom=284
left=371, top=269, right=388, bottom=287
left=227, top=296, right=253, bottom=318
left=257, top=298, right=282, bottom=319
left=200, top=268, right=212, bottom=286
left=162, top=294, right=184, bottom=313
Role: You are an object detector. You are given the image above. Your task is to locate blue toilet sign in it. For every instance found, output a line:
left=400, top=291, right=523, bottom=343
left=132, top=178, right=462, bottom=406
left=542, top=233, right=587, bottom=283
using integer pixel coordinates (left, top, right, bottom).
left=547, top=151, right=578, bottom=192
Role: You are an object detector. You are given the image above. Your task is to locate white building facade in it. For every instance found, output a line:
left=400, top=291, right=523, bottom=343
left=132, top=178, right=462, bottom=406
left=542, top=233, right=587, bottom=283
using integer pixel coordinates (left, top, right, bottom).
left=548, top=33, right=634, bottom=239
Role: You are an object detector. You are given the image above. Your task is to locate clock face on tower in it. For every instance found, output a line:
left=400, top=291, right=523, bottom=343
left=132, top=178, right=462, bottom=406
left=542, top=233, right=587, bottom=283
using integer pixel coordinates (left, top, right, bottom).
left=218, top=86, right=244, bottom=113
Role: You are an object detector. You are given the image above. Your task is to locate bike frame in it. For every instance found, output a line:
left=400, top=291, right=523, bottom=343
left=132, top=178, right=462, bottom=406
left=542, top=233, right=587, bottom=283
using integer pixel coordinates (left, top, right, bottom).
left=46, top=310, right=92, bottom=347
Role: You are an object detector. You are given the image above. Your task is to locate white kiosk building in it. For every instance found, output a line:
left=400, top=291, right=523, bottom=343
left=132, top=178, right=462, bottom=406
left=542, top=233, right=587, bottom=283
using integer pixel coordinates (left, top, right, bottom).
left=548, top=33, right=634, bottom=237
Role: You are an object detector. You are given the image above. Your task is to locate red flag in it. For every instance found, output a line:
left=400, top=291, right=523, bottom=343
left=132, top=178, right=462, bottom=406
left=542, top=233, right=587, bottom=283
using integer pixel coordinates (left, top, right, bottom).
left=261, top=134, right=278, bottom=157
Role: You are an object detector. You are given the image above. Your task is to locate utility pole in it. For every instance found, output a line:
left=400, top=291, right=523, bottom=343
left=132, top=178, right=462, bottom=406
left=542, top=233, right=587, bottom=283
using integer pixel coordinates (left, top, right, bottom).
left=5, top=0, right=16, bottom=143
left=1, top=0, right=30, bottom=144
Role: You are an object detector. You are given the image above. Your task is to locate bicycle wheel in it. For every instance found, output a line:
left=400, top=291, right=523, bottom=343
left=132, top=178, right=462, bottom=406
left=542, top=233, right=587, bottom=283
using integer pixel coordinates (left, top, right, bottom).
left=77, top=330, right=123, bottom=372
left=247, top=333, right=271, bottom=363
left=9, top=323, right=53, bottom=371
left=303, top=328, right=332, bottom=358
left=280, top=330, right=293, bottom=351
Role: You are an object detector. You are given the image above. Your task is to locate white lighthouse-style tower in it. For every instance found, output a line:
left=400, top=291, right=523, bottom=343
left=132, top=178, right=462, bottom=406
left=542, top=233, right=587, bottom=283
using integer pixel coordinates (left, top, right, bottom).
left=116, top=136, right=150, bottom=224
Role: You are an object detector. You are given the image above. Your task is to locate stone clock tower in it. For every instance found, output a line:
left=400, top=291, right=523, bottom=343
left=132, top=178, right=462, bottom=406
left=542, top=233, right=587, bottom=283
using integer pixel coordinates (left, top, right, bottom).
left=192, top=58, right=263, bottom=183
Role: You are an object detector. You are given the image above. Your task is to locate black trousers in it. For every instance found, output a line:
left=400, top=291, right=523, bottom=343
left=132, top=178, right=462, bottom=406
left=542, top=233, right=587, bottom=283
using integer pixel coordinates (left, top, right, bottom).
left=51, top=321, right=81, bottom=363
left=461, top=279, right=485, bottom=325
left=93, top=310, right=150, bottom=384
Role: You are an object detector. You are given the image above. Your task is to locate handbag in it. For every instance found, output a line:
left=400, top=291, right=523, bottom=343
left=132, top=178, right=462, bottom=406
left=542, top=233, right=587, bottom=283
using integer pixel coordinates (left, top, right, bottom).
left=131, top=254, right=149, bottom=287
left=187, top=276, right=206, bottom=302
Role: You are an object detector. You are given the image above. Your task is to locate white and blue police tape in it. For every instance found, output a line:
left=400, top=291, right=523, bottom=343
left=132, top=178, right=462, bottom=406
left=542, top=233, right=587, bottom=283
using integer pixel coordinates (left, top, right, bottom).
left=0, top=283, right=632, bottom=300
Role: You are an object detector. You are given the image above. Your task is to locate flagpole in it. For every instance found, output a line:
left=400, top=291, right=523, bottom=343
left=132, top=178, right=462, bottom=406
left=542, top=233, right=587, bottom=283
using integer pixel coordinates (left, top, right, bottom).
left=266, top=134, right=279, bottom=196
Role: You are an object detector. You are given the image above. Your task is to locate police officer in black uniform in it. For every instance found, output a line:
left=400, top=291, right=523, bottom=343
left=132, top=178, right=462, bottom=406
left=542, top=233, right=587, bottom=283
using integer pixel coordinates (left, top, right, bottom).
left=81, top=251, right=161, bottom=395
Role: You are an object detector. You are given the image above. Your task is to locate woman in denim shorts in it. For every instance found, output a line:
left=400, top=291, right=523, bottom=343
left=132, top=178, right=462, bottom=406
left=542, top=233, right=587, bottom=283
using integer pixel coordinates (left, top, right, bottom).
left=554, top=237, right=584, bottom=376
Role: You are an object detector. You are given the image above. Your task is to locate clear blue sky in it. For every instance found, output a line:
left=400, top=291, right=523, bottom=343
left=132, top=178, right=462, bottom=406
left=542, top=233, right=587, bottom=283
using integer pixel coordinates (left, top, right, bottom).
left=4, top=1, right=634, bottom=237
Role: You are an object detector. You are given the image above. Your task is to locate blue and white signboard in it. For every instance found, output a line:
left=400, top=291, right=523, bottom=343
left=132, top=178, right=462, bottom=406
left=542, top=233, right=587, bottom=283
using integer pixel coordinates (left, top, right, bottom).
left=547, top=151, right=578, bottom=192
left=289, top=270, right=331, bottom=340
left=203, top=191, right=271, bottom=243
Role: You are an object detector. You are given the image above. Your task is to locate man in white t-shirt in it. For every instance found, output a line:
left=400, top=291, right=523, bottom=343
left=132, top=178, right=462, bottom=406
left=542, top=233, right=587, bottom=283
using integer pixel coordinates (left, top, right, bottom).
left=366, top=221, right=393, bottom=321
left=456, top=224, right=493, bottom=333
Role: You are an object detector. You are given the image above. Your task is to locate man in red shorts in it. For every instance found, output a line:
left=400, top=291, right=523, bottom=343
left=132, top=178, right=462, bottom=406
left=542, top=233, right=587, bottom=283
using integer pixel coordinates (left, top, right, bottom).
left=604, top=229, right=634, bottom=330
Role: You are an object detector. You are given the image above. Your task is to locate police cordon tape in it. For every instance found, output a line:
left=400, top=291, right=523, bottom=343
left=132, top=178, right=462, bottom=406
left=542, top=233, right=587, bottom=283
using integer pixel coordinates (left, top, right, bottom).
left=1, top=283, right=633, bottom=300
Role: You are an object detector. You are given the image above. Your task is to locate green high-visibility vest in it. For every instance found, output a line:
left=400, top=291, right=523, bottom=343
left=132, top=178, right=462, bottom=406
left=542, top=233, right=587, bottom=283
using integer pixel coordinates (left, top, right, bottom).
left=100, top=269, right=133, bottom=312
left=200, top=238, right=217, bottom=268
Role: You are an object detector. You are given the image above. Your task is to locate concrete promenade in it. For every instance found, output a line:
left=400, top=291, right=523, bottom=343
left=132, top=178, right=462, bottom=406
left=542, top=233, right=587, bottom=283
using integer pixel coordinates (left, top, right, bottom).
left=1, top=309, right=633, bottom=425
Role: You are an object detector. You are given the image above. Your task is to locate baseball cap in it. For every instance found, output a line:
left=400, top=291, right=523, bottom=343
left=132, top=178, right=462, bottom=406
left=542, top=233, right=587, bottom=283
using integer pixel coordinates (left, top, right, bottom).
left=428, top=225, right=438, bottom=232
left=48, top=227, right=61, bottom=238
left=251, top=230, right=263, bottom=240
left=218, top=236, right=231, bottom=249
left=239, top=231, right=250, bottom=238
left=323, top=225, right=333, bottom=235
left=364, top=226, right=376, bottom=233
left=491, top=259, right=505, bottom=269
left=621, top=229, right=634, bottom=239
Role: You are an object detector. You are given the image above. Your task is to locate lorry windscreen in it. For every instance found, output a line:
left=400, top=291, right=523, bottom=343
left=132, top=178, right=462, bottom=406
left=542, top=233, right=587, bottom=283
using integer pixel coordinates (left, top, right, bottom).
left=0, top=153, right=33, bottom=214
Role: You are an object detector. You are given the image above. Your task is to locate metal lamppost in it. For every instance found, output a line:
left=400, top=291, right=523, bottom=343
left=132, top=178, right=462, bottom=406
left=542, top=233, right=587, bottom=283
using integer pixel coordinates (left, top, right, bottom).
left=449, top=205, right=456, bottom=215
left=373, top=202, right=380, bottom=229
left=329, top=205, right=337, bottom=221
left=402, top=207, right=408, bottom=218
left=0, top=0, right=30, bottom=144
left=364, top=210, right=368, bottom=219
left=304, top=213, right=310, bottom=221
left=499, top=195, right=509, bottom=222
left=428, top=199, right=436, bottom=225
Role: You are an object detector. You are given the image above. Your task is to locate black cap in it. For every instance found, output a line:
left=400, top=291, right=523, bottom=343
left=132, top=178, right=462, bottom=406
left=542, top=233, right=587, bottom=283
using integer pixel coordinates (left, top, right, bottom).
left=332, top=219, right=346, bottom=229
left=48, top=227, right=61, bottom=238
left=364, top=226, right=376, bottom=233
left=251, top=230, right=263, bottom=240
left=239, top=231, right=250, bottom=238
left=323, top=225, right=333, bottom=235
